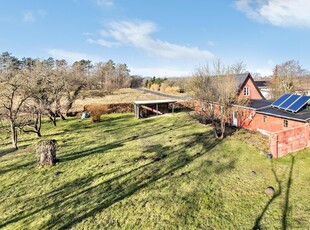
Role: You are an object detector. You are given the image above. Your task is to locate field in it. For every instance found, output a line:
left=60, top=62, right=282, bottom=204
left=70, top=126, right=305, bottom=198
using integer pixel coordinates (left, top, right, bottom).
left=72, top=88, right=173, bottom=112
left=0, top=112, right=309, bottom=229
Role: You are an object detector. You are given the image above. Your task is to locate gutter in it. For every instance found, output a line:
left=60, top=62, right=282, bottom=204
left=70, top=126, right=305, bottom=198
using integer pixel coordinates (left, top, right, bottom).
left=256, top=110, right=307, bottom=123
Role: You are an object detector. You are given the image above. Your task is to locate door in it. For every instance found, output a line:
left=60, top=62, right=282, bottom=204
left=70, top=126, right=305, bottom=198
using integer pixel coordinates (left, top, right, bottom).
left=233, top=112, right=238, bottom=127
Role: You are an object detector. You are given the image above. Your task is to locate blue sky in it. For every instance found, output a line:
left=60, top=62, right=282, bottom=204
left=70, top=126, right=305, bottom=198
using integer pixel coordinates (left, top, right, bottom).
left=1, top=0, right=310, bottom=77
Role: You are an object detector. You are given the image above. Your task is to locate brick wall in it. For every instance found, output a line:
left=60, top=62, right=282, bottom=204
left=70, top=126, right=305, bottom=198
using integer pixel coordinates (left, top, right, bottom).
left=241, top=110, right=305, bottom=132
left=269, top=124, right=310, bottom=157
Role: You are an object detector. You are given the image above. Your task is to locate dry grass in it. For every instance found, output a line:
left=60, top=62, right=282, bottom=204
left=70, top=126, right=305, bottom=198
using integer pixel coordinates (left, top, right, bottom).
left=72, top=88, right=172, bottom=112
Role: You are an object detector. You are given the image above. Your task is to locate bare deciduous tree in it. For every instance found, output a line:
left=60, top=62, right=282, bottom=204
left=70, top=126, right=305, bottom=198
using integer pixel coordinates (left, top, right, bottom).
left=0, top=68, right=32, bottom=149
left=188, top=60, right=244, bottom=139
left=270, top=60, right=305, bottom=99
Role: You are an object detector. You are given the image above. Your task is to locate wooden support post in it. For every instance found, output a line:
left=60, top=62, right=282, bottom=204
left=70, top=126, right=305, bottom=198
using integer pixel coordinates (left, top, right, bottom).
left=156, top=104, right=159, bottom=116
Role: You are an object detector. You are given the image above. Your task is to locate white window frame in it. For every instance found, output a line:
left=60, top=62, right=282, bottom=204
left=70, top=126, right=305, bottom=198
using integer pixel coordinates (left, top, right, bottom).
left=243, top=86, right=250, bottom=96
left=263, top=115, right=266, bottom=123
left=209, top=103, right=213, bottom=111
left=202, top=102, right=206, bottom=112
left=220, top=106, right=224, bottom=114
left=283, top=119, right=288, bottom=128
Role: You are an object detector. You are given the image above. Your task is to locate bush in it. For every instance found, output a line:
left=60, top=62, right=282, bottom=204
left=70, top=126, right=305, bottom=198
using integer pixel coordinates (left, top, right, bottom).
left=149, top=84, right=160, bottom=91
left=172, top=101, right=195, bottom=111
left=84, top=103, right=133, bottom=122
left=163, top=86, right=181, bottom=93
left=84, top=104, right=110, bottom=122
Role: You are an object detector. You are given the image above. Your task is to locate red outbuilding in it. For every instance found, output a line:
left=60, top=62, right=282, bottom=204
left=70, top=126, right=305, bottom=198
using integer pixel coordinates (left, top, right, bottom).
left=195, top=73, right=310, bottom=157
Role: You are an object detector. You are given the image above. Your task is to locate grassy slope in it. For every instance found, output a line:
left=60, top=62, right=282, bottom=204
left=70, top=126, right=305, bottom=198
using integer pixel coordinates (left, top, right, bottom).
left=0, top=112, right=309, bottom=229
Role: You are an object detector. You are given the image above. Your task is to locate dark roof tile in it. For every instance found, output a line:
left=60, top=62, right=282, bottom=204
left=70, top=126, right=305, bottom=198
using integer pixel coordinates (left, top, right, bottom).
left=257, top=107, right=310, bottom=122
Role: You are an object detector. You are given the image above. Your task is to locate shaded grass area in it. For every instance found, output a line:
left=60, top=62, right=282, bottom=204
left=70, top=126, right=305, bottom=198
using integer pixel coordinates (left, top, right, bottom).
left=0, top=112, right=309, bottom=229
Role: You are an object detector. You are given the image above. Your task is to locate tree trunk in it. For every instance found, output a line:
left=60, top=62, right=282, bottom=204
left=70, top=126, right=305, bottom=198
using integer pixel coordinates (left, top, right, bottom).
left=65, top=86, right=83, bottom=116
left=35, top=112, right=42, bottom=137
left=212, top=119, right=219, bottom=139
left=10, top=121, right=18, bottom=149
left=220, top=120, right=225, bottom=139
left=55, top=98, right=66, bottom=120
left=48, top=109, right=57, bottom=126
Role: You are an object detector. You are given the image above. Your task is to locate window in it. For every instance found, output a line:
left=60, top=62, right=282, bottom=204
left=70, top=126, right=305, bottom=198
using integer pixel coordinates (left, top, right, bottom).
left=202, top=102, right=206, bottom=112
left=263, top=116, right=267, bottom=123
left=220, top=106, right=224, bottom=114
left=209, top=103, right=213, bottom=111
left=243, top=86, right=250, bottom=96
left=283, top=119, right=288, bottom=128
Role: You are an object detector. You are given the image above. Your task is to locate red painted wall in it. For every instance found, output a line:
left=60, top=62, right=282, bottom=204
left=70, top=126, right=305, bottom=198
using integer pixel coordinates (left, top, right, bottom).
left=240, top=110, right=305, bottom=132
left=270, top=124, right=309, bottom=157
left=239, top=109, right=309, bottom=157
left=238, top=78, right=264, bottom=100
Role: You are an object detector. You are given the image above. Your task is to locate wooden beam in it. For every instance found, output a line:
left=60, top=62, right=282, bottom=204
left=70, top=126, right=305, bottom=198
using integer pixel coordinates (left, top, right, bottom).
left=141, top=105, right=163, bottom=115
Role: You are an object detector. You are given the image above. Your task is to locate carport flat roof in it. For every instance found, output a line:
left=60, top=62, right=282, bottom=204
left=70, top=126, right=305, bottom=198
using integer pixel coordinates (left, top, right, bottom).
left=134, top=100, right=176, bottom=105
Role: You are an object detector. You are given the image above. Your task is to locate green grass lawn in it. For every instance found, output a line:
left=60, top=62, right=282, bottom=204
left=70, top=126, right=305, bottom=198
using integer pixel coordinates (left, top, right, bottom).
left=0, top=112, right=309, bottom=229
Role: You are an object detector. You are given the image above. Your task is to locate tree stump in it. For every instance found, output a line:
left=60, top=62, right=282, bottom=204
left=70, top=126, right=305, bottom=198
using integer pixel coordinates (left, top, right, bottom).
left=36, top=140, right=57, bottom=166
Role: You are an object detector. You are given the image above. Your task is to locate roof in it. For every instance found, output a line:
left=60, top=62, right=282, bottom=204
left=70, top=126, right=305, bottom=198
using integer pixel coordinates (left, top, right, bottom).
left=254, top=80, right=268, bottom=87
left=237, top=97, right=310, bottom=122
left=247, top=99, right=273, bottom=110
left=234, top=73, right=249, bottom=89
left=133, top=100, right=176, bottom=105
left=234, top=73, right=266, bottom=100
left=257, top=107, right=310, bottom=122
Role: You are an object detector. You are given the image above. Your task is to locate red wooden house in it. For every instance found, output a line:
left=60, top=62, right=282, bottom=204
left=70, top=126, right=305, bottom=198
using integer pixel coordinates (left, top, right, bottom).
left=196, top=73, right=310, bottom=157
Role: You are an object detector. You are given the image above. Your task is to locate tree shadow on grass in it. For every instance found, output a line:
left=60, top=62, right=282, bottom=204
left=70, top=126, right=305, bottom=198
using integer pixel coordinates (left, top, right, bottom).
left=0, top=148, right=16, bottom=159
left=0, top=132, right=235, bottom=229
left=0, top=160, right=35, bottom=174
left=59, top=121, right=189, bottom=163
left=59, top=142, right=124, bottom=162
left=0, top=144, right=34, bottom=174
left=252, top=156, right=295, bottom=230
left=282, top=155, right=295, bottom=229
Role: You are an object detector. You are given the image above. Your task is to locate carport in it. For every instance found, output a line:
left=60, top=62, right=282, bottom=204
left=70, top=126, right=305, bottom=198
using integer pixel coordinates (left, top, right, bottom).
left=133, top=100, right=176, bottom=118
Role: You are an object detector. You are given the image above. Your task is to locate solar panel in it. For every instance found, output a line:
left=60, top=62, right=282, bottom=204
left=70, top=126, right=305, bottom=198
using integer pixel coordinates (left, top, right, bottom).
left=287, top=95, right=310, bottom=112
left=279, top=94, right=300, bottom=109
left=271, top=94, right=291, bottom=107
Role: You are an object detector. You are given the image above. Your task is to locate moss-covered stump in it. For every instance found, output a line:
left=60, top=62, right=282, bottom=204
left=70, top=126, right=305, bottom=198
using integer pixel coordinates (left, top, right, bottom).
left=36, top=139, right=57, bottom=166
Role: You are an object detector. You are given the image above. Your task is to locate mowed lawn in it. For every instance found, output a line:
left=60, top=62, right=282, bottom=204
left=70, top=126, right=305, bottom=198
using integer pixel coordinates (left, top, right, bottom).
left=0, top=112, right=309, bottom=229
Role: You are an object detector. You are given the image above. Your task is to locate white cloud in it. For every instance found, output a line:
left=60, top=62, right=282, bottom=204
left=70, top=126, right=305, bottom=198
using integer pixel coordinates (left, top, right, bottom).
left=23, top=9, right=47, bottom=23
left=207, top=41, right=216, bottom=47
left=83, top=32, right=93, bottom=36
left=23, top=11, right=35, bottom=22
left=254, top=68, right=273, bottom=77
left=90, top=20, right=214, bottom=60
left=47, top=49, right=103, bottom=63
left=235, top=0, right=310, bottom=27
left=131, top=66, right=190, bottom=77
left=87, top=38, right=120, bottom=48
left=37, top=9, right=47, bottom=17
left=95, top=0, right=113, bottom=7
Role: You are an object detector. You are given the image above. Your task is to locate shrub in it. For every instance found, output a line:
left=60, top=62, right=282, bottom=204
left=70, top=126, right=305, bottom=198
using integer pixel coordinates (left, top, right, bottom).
left=84, top=103, right=133, bottom=122
left=149, top=84, right=160, bottom=91
left=84, top=104, right=110, bottom=122
left=164, top=86, right=181, bottom=93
